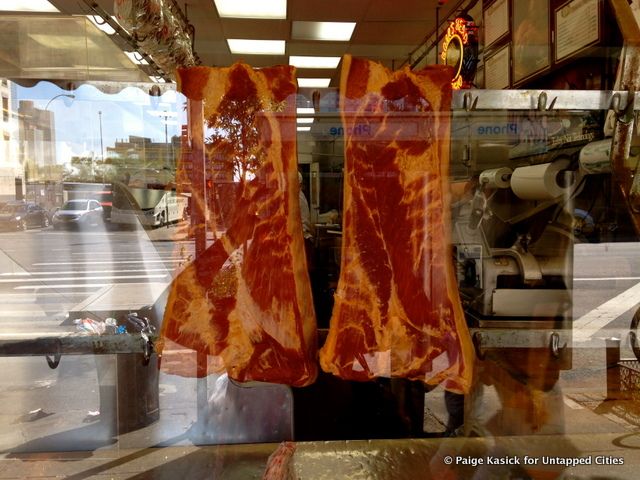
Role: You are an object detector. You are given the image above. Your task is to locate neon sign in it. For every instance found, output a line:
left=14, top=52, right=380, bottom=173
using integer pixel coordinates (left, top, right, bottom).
left=440, top=15, right=478, bottom=89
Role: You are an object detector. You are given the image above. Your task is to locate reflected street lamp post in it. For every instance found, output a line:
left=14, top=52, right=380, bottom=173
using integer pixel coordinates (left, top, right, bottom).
left=159, top=110, right=178, bottom=168
left=163, top=110, right=168, bottom=144
left=98, top=110, right=104, bottom=178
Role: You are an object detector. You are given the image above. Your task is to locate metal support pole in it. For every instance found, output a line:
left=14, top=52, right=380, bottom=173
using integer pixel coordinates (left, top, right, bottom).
left=605, top=337, right=622, bottom=401
left=608, top=0, right=640, bottom=234
left=187, top=98, right=208, bottom=421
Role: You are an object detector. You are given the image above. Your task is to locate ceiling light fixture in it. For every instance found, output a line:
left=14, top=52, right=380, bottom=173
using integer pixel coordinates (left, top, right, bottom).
left=214, top=0, right=287, bottom=19
left=297, top=118, right=314, bottom=124
left=0, top=0, right=59, bottom=12
left=297, top=78, right=331, bottom=88
left=296, top=107, right=315, bottom=115
left=292, top=21, right=356, bottom=41
left=297, top=126, right=311, bottom=132
left=290, top=56, right=340, bottom=69
left=227, top=39, right=285, bottom=55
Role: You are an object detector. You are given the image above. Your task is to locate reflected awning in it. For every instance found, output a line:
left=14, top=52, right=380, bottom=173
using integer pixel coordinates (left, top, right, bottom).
left=0, top=15, right=150, bottom=83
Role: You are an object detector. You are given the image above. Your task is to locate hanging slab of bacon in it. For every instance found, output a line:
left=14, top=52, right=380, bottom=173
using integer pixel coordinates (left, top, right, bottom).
left=159, top=64, right=317, bottom=387
left=319, top=55, right=473, bottom=393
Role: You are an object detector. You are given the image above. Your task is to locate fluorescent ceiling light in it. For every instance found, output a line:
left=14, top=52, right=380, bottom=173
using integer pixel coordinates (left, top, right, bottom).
left=214, top=0, right=286, bottom=19
left=297, top=126, right=311, bottom=132
left=227, top=39, right=285, bottom=55
left=297, top=78, right=331, bottom=88
left=297, top=118, right=314, bottom=124
left=0, top=0, right=59, bottom=12
left=296, top=107, right=315, bottom=115
left=292, top=22, right=356, bottom=41
left=290, top=56, right=340, bottom=69
left=86, top=15, right=116, bottom=35
left=125, top=51, right=149, bottom=65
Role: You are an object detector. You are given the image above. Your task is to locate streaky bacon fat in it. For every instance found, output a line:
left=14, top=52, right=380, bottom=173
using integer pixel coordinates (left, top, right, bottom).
left=159, top=64, right=317, bottom=387
left=319, top=55, right=473, bottom=393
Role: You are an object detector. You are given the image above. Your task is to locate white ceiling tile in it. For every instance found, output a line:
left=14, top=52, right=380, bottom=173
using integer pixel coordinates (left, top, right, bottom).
left=287, top=42, right=349, bottom=57
left=220, top=18, right=289, bottom=39
left=21, top=0, right=457, bottom=78
left=288, top=0, right=369, bottom=22
left=353, top=21, right=430, bottom=45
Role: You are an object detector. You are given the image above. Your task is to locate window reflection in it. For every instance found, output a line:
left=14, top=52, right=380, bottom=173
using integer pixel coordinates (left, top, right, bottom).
left=0, top=77, right=639, bottom=480
left=0, top=79, right=187, bottom=452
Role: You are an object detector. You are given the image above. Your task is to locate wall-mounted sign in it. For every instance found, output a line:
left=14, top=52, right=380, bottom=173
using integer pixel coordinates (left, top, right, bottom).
left=484, top=44, right=510, bottom=89
left=555, top=0, right=600, bottom=63
left=484, top=0, right=509, bottom=48
left=512, top=0, right=550, bottom=84
left=440, top=15, right=478, bottom=89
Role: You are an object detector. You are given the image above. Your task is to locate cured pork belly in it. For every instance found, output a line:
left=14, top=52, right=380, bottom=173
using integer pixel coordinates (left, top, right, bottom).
left=319, top=55, right=473, bottom=393
left=159, top=64, right=317, bottom=387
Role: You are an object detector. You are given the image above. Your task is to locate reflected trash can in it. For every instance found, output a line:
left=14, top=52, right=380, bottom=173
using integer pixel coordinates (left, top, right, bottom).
left=96, top=352, right=160, bottom=435
left=89, top=305, right=164, bottom=436
left=116, top=352, right=160, bottom=434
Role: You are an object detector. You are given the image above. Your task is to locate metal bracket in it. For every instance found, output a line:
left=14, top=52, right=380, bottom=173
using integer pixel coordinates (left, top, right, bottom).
left=141, top=331, right=154, bottom=366
left=450, top=89, right=638, bottom=112
left=610, top=92, right=623, bottom=115
left=468, top=328, right=571, bottom=355
left=45, top=338, right=62, bottom=369
left=549, top=331, right=567, bottom=358
left=463, top=92, right=478, bottom=112
left=610, top=90, right=636, bottom=124
left=537, top=91, right=557, bottom=111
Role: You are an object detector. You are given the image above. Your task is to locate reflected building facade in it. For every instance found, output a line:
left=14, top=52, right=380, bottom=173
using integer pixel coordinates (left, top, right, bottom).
left=0, top=79, right=23, bottom=202
left=18, top=99, right=56, bottom=190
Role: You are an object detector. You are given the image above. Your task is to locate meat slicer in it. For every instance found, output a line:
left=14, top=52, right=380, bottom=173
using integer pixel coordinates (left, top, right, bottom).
left=448, top=108, right=600, bottom=367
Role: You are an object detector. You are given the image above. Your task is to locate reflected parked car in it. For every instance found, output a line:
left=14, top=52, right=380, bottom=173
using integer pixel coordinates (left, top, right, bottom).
left=0, top=202, right=50, bottom=231
left=52, top=199, right=104, bottom=230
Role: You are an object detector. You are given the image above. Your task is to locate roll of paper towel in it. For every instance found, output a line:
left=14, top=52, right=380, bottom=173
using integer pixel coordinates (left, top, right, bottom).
left=510, top=160, right=573, bottom=200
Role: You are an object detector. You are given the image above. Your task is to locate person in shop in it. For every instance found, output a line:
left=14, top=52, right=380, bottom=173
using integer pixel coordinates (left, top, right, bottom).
left=298, top=171, right=315, bottom=269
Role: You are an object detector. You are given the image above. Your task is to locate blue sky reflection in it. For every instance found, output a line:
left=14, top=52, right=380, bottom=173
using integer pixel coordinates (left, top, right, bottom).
left=14, top=81, right=186, bottom=164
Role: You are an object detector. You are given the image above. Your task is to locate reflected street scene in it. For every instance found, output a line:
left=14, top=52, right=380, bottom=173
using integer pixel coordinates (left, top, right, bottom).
left=3, top=2, right=640, bottom=479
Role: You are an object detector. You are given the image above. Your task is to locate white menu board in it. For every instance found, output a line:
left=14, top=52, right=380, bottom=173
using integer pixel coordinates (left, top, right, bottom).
left=484, top=0, right=509, bottom=47
left=555, top=0, right=600, bottom=62
left=512, top=0, right=550, bottom=83
left=485, top=45, right=510, bottom=89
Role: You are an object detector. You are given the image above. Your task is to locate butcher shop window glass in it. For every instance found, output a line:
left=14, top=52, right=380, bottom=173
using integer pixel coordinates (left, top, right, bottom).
left=1, top=7, right=640, bottom=475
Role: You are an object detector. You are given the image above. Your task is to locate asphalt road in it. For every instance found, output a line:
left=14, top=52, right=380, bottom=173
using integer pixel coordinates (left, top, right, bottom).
left=0, top=224, right=190, bottom=336
left=0, top=226, right=638, bottom=453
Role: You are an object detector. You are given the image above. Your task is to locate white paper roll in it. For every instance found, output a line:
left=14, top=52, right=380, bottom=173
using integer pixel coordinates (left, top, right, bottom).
left=479, top=167, right=513, bottom=189
left=511, top=160, right=573, bottom=200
